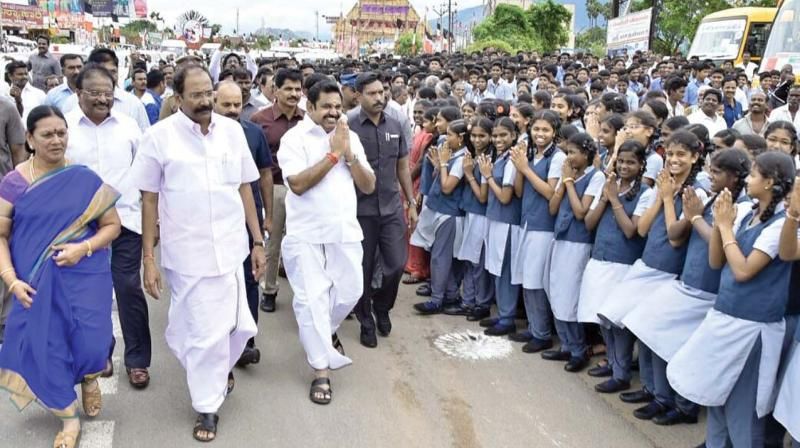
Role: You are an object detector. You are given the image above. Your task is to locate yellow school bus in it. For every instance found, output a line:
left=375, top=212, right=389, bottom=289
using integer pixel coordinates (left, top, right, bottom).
left=688, top=7, right=777, bottom=66
left=759, top=0, right=800, bottom=82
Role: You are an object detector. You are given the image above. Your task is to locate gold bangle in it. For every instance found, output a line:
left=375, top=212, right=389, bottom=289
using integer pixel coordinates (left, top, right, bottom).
left=562, top=177, right=575, bottom=184
left=0, top=267, right=15, bottom=277
left=690, top=215, right=704, bottom=225
left=787, top=211, right=800, bottom=223
left=723, top=241, right=738, bottom=249
left=143, top=254, right=155, bottom=263
left=84, top=240, right=93, bottom=258
left=612, top=204, right=624, bottom=210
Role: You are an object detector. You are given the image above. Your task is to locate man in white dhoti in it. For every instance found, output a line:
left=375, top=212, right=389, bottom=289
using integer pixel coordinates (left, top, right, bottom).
left=278, top=80, right=375, bottom=404
left=129, top=65, right=266, bottom=442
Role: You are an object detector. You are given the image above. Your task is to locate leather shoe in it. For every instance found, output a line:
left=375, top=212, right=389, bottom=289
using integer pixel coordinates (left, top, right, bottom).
left=375, top=312, right=392, bottom=337
left=478, top=316, right=499, bottom=328
left=587, top=364, right=613, bottom=377
left=415, top=283, right=432, bottom=297
left=260, top=293, right=276, bottom=312
left=360, top=327, right=378, bottom=348
left=442, top=303, right=471, bottom=316
left=652, top=409, right=698, bottom=426
left=484, top=323, right=516, bottom=336
left=541, top=350, right=571, bottom=361
left=127, top=368, right=150, bottom=389
left=564, top=356, right=589, bottom=372
left=413, top=301, right=442, bottom=315
left=633, top=401, right=666, bottom=420
left=594, top=378, right=631, bottom=394
left=522, top=337, right=553, bottom=353
left=619, top=389, right=654, bottom=404
left=236, top=347, right=261, bottom=367
left=508, top=331, right=533, bottom=343
left=466, top=307, right=490, bottom=321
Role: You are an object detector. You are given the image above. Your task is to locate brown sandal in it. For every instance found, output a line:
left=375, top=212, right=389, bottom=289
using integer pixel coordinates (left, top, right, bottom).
left=127, top=368, right=150, bottom=389
left=81, top=379, right=102, bottom=417
left=53, top=429, right=80, bottom=448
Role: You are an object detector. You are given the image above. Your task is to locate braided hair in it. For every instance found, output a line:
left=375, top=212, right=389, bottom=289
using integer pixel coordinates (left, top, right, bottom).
left=706, top=148, right=752, bottom=213
left=752, top=151, right=796, bottom=222
left=664, top=129, right=706, bottom=192
left=529, top=109, right=561, bottom=161
left=614, top=140, right=648, bottom=201
left=566, top=132, right=598, bottom=171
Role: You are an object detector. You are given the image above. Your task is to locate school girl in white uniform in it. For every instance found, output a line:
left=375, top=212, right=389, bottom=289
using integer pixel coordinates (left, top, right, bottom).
left=668, top=151, right=796, bottom=448
left=541, top=132, right=605, bottom=372
left=579, top=140, right=652, bottom=393
left=509, top=110, right=566, bottom=352
left=620, top=110, right=664, bottom=187
left=597, top=128, right=708, bottom=417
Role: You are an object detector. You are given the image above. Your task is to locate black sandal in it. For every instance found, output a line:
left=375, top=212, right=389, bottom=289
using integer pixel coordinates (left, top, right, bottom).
left=193, top=413, right=219, bottom=442
left=332, top=333, right=345, bottom=356
left=309, top=377, right=332, bottom=405
left=226, top=372, right=234, bottom=395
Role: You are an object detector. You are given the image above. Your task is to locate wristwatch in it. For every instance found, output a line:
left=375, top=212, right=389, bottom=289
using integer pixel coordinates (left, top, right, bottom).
left=346, top=154, right=359, bottom=167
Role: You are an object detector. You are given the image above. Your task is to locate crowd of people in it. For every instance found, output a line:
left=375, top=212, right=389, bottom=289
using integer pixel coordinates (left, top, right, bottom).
left=0, top=39, right=797, bottom=448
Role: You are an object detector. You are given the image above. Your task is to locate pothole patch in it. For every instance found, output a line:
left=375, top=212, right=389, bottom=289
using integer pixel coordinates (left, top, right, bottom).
left=434, top=330, right=514, bottom=361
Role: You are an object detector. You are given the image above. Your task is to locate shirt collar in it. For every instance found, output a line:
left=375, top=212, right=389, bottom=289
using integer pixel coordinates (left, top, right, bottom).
left=77, top=108, right=119, bottom=127
left=358, top=108, right=384, bottom=125
left=273, top=103, right=303, bottom=120
left=176, top=110, right=217, bottom=135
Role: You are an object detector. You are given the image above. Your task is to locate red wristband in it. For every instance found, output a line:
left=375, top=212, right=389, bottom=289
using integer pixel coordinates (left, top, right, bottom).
left=325, top=152, right=339, bottom=165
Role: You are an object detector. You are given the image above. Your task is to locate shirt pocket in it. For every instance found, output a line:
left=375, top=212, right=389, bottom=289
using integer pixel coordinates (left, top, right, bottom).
left=214, top=151, right=242, bottom=186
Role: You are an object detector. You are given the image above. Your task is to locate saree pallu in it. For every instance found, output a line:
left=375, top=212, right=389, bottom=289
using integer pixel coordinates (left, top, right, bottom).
left=404, top=132, right=433, bottom=279
left=0, top=165, right=120, bottom=416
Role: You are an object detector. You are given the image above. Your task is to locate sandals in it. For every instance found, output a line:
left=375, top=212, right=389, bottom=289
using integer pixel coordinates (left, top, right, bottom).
left=193, top=413, right=219, bottom=443
left=332, top=333, right=345, bottom=356
left=402, top=275, right=424, bottom=285
left=81, top=379, right=102, bottom=418
left=309, top=377, right=332, bottom=405
left=127, top=368, right=150, bottom=389
left=53, top=429, right=80, bottom=448
left=226, top=372, right=235, bottom=395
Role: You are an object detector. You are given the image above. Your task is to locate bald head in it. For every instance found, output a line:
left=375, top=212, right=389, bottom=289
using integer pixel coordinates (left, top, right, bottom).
left=214, top=80, right=243, bottom=120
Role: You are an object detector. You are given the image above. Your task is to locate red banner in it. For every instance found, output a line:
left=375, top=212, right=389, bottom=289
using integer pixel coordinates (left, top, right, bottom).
left=134, top=0, right=147, bottom=18
left=53, top=11, right=84, bottom=30
left=1, top=3, right=45, bottom=28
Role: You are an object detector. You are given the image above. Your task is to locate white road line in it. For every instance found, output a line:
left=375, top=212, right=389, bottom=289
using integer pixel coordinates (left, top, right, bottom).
left=112, top=310, right=122, bottom=339
left=97, top=355, right=120, bottom=395
left=78, top=420, right=115, bottom=448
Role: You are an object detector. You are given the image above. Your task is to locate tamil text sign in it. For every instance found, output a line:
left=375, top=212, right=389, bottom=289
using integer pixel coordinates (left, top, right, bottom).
left=2, top=3, right=45, bottom=28
left=606, top=8, right=652, bottom=56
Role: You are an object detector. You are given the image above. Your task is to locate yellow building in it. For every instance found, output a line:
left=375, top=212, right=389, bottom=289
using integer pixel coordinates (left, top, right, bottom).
left=333, top=0, right=422, bottom=56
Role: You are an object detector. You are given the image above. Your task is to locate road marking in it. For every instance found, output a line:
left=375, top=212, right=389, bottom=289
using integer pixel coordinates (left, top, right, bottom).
left=79, top=420, right=115, bottom=448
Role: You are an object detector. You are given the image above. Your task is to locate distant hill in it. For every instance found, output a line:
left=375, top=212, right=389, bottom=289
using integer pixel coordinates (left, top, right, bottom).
left=252, top=27, right=318, bottom=41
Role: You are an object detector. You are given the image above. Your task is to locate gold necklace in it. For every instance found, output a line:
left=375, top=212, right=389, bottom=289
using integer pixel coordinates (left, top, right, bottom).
left=29, top=156, right=68, bottom=183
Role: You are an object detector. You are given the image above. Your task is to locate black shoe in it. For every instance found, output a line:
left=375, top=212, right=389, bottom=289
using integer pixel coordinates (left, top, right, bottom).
left=375, top=312, right=392, bottom=337
left=484, top=323, right=516, bottom=336
left=236, top=347, right=261, bottom=367
left=413, top=301, right=442, bottom=315
left=652, top=409, right=698, bottom=426
left=564, top=355, right=589, bottom=372
left=522, top=337, right=553, bottom=353
left=508, top=331, right=533, bottom=343
left=541, top=350, right=572, bottom=361
left=619, top=389, right=654, bottom=404
left=587, top=364, right=612, bottom=378
left=442, top=303, right=472, bottom=316
left=416, top=284, right=431, bottom=297
left=466, top=307, right=491, bottom=321
left=260, top=293, right=276, bottom=312
left=633, top=401, right=666, bottom=420
left=360, top=327, right=378, bottom=348
left=594, top=378, right=631, bottom=394
left=479, top=317, right=499, bottom=328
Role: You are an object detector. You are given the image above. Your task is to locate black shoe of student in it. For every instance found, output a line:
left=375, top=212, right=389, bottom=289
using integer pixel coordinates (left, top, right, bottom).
left=413, top=301, right=443, bottom=315
left=484, top=323, right=516, bottom=336
left=541, top=350, right=572, bottom=361
left=633, top=401, right=667, bottom=420
left=260, top=293, right=276, bottom=313
left=508, top=330, right=533, bottom=343
left=652, top=409, right=699, bottom=426
left=564, top=356, right=589, bottom=372
left=466, top=307, right=491, bottom=322
left=522, top=337, right=553, bottom=353
left=236, top=347, right=261, bottom=367
left=360, top=327, right=378, bottom=348
left=479, top=317, right=499, bottom=328
left=620, top=389, right=654, bottom=404
left=416, top=284, right=432, bottom=297
left=375, top=312, right=392, bottom=337
left=694, top=443, right=707, bottom=448
left=587, top=364, right=613, bottom=378
left=442, top=303, right=472, bottom=316
left=594, top=378, right=631, bottom=394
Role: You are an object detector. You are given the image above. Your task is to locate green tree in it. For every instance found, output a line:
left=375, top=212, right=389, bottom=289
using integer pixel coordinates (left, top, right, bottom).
left=525, top=0, right=572, bottom=52
left=210, top=24, right=222, bottom=38
left=576, top=26, right=606, bottom=56
left=473, top=4, right=539, bottom=51
left=394, top=32, right=417, bottom=56
left=586, top=0, right=603, bottom=28
left=466, top=38, right=514, bottom=54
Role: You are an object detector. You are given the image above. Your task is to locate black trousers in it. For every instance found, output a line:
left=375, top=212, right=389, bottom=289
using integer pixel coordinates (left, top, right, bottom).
left=243, top=252, right=259, bottom=348
left=355, top=211, right=408, bottom=329
left=112, top=227, right=151, bottom=369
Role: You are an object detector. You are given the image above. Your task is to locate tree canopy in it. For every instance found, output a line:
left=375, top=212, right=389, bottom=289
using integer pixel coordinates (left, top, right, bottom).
left=472, top=1, right=572, bottom=53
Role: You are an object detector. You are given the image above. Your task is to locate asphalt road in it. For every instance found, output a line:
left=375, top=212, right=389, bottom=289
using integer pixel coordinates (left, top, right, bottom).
left=0, top=277, right=706, bottom=448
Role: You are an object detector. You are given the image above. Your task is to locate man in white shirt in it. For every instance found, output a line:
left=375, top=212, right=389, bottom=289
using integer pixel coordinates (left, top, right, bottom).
left=767, top=84, right=800, bottom=129
left=59, top=49, right=151, bottom=132
left=4, top=61, right=46, bottom=127
left=735, top=52, right=759, bottom=81
left=688, top=88, right=728, bottom=137
left=64, top=63, right=153, bottom=390
left=664, top=76, right=687, bottom=117
left=278, top=80, right=375, bottom=404
left=129, top=65, right=265, bottom=442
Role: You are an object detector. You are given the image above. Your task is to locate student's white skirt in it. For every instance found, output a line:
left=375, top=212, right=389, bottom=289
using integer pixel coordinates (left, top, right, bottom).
left=456, top=212, right=488, bottom=264
left=577, top=259, right=632, bottom=324
left=510, top=225, right=554, bottom=289
left=411, top=204, right=463, bottom=256
left=596, top=259, right=677, bottom=329
left=774, top=341, right=800, bottom=441
left=485, top=221, right=522, bottom=277
left=546, top=240, right=592, bottom=322
left=623, top=280, right=716, bottom=361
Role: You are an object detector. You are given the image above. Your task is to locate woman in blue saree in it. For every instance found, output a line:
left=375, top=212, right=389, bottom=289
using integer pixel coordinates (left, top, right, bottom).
left=0, top=106, right=121, bottom=448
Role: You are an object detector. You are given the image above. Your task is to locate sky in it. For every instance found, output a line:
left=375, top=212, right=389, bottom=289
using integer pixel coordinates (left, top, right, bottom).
left=146, top=0, right=484, bottom=38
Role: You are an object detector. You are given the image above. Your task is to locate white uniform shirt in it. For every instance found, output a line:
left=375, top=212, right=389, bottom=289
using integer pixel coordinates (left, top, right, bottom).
left=687, top=110, right=728, bottom=138
left=65, top=108, right=142, bottom=233
left=61, top=87, right=151, bottom=132
left=279, top=119, right=374, bottom=245
left=1, top=83, right=46, bottom=128
left=129, top=111, right=259, bottom=277
left=767, top=105, right=800, bottom=129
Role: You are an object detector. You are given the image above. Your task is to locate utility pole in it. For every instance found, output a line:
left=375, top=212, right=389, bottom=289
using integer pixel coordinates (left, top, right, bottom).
left=448, top=0, right=452, bottom=53
left=236, top=8, right=240, bottom=36
left=315, top=10, right=319, bottom=41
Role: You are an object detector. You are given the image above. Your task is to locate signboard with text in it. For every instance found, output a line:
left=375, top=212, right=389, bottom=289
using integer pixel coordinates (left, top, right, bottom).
left=1, top=3, right=45, bottom=28
left=606, top=8, right=653, bottom=56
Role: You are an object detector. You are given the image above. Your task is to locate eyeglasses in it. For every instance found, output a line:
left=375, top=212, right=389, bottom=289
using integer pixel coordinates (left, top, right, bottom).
left=82, top=90, right=114, bottom=100
left=186, top=90, right=214, bottom=101
left=623, top=124, right=645, bottom=130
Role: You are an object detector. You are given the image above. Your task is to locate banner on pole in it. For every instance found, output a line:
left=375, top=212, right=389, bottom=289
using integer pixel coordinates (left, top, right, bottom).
left=606, top=8, right=652, bottom=56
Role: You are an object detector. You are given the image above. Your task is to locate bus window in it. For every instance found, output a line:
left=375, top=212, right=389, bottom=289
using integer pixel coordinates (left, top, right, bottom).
left=745, top=22, right=772, bottom=58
